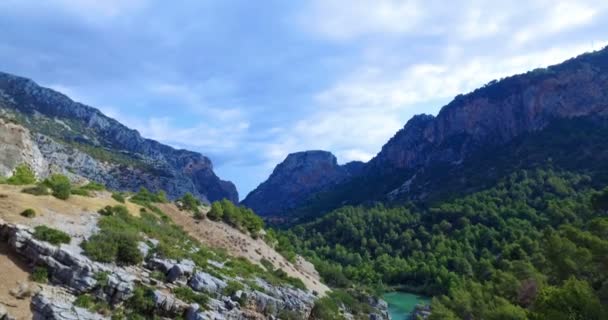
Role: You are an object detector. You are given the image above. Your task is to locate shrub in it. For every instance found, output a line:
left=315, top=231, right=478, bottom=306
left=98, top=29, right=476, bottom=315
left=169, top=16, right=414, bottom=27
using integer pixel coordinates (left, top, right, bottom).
left=130, top=187, right=167, bottom=205
left=310, top=297, right=341, bottom=320
left=74, top=294, right=95, bottom=309
left=112, top=192, right=126, bottom=203
left=33, top=225, right=71, bottom=245
left=223, top=280, right=244, bottom=296
left=180, top=192, right=201, bottom=213
left=126, top=286, right=156, bottom=316
left=43, top=174, right=72, bottom=200
left=7, top=164, right=36, bottom=185
left=82, top=231, right=143, bottom=266
left=173, top=287, right=209, bottom=306
left=30, top=267, right=49, bottom=283
left=98, top=205, right=129, bottom=217
left=20, top=208, right=36, bottom=218
left=21, top=184, right=50, bottom=196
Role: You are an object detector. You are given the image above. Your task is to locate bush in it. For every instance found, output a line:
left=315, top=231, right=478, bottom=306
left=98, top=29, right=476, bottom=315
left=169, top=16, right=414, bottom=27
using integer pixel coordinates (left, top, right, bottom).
left=21, top=184, right=50, bottom=196
left=74, top=294, right=95, bottom=309
left=112, top=192, right=126, bottom=203
left=20, top=208, right=36, bottom=218
left=130, top=187, right=167, bottom=205
left=43, top=174, right=71, bottom=200
left=173, top=287, right=209, bottom=306
left=310, top=297, right=341, bottom=320
left=180, top=193, right=201, bottom=213
left=82, top=231, right=143, bottom=266
left=30, top=267, right=49, bottom=283
left=126, top=286, right=156, bottom=316
left=223, top=280, right=244, bottom=296
left=98, top=205, right=129, bottom=217
left=7, top=164, right=36, bottom=185
left=33, top=225, right=71, bottom=245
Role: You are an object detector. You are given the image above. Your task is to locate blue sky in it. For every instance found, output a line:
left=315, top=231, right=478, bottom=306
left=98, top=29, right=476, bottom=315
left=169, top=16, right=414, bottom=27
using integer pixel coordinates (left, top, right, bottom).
left=1, top=0, right=607, bottom=198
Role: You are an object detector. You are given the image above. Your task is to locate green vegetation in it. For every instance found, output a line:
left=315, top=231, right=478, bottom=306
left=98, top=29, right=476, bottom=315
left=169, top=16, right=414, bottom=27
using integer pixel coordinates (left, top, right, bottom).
left=173, top=287, right=209, bottom=306
left=42, top=174, right=72, bottom=200
left=223, top=280, right=245, bottom=296
left=208, top=199, right=264, bottom=236
left=30, top=267, right=49, bottom=283
left=6, top=164, right=36, bottom=185
left=180, top=192, right=201, bottom=213
left=33, top=225, right=71, bottom=245
left=20, top=208, right=36, bottom=218
left=130, top=187, right=168, bottom=206
left=21, top=184, right=50, bottom=196
left=112, top=192, right=126, bottom=203
left=125, top=286, right=156, bottom=317
left=280, top=170, right=608, bottom=319
left=98, top=205, right=130, bottom=217
left=71, top=182, right=106, bottom=197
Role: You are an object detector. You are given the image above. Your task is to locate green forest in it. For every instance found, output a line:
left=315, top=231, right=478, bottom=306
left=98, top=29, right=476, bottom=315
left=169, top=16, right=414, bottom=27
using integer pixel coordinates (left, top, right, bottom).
left=274, top=170, right=608, bottom=319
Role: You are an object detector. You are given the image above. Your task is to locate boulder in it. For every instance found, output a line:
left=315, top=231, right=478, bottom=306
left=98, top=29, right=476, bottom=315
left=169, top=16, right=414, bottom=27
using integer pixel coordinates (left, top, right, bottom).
left=166, top=259, right=195, bottom=283
left=188, top=272, right=227, bottom=294
left=152, top=290, right=188, bottom=316
left=31, top=291, right=108, bottom=320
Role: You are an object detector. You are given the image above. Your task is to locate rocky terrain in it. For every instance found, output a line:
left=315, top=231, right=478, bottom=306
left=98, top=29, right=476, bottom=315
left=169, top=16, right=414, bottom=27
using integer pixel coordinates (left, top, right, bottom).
left=246, top=46, right=608, bottom=219
left=0, top=184, right=388, bottom=319
left=0, top=72, right=237, bottom=203
left=242, top=151, right=363, bottom=216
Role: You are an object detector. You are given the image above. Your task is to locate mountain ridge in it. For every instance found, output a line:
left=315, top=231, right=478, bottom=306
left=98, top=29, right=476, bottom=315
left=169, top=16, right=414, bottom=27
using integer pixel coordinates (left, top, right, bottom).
left=246, top=46, right=608, bottom=219
left=0, top=71, right=238, bottom=203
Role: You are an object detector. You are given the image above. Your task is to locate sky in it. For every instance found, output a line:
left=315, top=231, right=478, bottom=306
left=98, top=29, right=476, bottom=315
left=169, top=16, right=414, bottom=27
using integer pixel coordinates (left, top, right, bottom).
left=0, top=0, right=607, bottom=198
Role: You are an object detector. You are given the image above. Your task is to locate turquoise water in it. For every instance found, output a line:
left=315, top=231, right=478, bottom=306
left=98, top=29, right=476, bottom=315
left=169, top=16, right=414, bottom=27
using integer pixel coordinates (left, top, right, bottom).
left=383, top=292, right=430, bottom=320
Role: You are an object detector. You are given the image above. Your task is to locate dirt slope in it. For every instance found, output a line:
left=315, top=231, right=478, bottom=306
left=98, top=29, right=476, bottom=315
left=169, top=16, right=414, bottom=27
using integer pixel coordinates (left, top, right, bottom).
left=158, top=203, right=330, bottom=295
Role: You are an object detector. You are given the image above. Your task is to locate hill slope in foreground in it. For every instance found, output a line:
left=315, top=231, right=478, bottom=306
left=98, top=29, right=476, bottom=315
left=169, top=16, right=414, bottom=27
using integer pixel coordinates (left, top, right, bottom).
left=0, top=180, right=388, bottom=320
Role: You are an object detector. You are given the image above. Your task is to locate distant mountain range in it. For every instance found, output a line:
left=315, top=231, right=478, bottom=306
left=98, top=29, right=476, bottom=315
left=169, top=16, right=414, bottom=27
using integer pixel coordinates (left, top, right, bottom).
left=0, top=71, right=238, bottom=203
left=245, top=46, right=608, bottom=221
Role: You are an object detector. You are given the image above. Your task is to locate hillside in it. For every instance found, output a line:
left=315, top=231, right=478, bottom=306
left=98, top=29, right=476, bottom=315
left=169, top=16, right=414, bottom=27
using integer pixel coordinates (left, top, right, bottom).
left=0, top=170, right=389, bottom=319
left=0, top=72, right=237, bottom=203
left=277, top=169, right=608, bottom=319
left=247, top=47, right=608, bottom=220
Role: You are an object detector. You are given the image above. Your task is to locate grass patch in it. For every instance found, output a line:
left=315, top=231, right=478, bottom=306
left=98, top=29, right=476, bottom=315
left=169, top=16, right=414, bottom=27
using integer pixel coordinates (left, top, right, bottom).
left=112, top=192, right=126, bottom=203
left=33, top=225, right=71, bottom=245
left=30, top=267, right=49, bottom=283
left=173, top=287, right=209, bottom=306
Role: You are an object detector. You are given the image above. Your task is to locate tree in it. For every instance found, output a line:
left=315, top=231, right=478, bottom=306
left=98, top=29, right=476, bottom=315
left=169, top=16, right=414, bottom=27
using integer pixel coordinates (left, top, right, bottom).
left=207, top=201, right=224, bottom=220
left=44, top=174, right=71, bottom=200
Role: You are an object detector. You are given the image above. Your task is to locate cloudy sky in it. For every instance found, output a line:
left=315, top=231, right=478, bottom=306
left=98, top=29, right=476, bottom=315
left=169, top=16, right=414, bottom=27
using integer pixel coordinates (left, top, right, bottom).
left=1, top=0, right=607, bottom=198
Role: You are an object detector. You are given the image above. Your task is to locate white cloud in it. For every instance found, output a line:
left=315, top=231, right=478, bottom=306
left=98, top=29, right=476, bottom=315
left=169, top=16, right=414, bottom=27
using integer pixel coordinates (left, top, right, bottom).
left=514, top=1, right=599, bottom=45
left=300, top=0, right=431, bottom=40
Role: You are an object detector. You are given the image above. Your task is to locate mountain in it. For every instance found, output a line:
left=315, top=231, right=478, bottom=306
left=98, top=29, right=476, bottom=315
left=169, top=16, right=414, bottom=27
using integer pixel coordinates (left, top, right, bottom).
left=247, top=46, right=608, bottom=219
left=0, top=71, right=238, bottom=203
left=242, top=150, right=363, bottom=216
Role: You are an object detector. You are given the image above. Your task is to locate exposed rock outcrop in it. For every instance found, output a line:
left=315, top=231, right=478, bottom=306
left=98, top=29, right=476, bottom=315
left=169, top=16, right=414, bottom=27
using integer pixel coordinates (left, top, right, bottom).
left=242, top=151, right=363, bottom=216
left=0, top=71, right=237, bottom=203
left=0, top=221, right=327, bottom=319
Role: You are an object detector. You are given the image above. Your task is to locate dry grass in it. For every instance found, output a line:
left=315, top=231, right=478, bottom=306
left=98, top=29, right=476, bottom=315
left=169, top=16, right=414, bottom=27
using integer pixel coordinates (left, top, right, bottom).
left=0, top=242, right=34, bottom=320
left=0, top=184, right=142, bottom=225
left=158, top=203, right=330, bottom=295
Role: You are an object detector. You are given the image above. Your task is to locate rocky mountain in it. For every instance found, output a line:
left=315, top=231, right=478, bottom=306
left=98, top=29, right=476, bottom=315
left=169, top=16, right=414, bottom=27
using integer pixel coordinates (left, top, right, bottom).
left=248, top=46, right=608, bottom=219
left=0, top=71, right=237, bottom=203
left=242, top=151, right=363, bottom=216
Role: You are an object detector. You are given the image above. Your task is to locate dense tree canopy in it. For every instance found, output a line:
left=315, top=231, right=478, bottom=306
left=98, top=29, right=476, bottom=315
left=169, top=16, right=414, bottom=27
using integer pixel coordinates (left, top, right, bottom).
left=277, top=170, right=608, bottom=319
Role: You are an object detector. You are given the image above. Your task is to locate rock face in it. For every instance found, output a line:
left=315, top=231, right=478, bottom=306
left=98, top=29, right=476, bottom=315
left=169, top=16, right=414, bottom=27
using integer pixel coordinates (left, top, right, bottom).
left=247, top=46, right=608, bottom=217
left=242, top=151, right=363, bottom=216
left=0, top=220, right=327, bottom=320
left=0, top=71, right=237, bottom=203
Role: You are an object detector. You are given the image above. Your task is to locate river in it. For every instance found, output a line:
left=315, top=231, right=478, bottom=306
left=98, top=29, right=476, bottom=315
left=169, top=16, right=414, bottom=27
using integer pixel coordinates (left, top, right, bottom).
left=383, top=292, right=430, bottom=320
